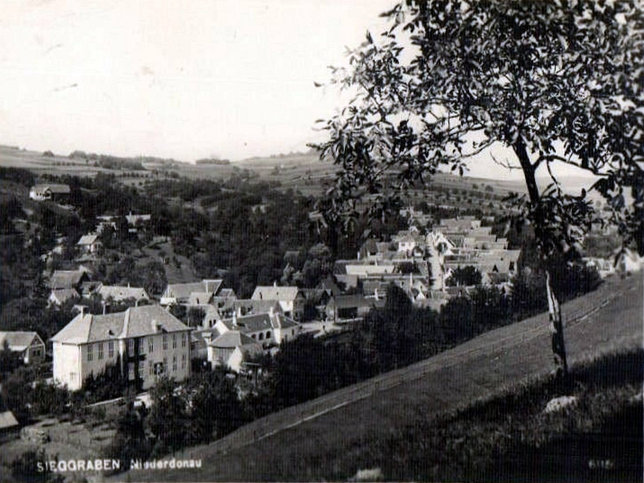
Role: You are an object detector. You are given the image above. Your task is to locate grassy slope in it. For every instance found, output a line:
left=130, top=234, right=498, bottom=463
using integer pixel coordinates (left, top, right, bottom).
left=125, top=272, right=642, bottom=482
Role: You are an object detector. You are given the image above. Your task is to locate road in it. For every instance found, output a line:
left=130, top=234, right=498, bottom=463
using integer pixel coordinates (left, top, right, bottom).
left=125, top=272, right=643, bottom=481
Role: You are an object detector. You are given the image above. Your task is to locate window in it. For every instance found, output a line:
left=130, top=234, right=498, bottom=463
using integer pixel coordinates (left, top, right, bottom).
left=259, top=333, right=264, bottom=340
left=163, top=335, right=168, bottom=350
left=251, top=334, right=256, bottom=339
left=181, top=333, right=186, bottom=348
left=149, top=360, right=154, bottom=376
left=172, top=355, right=177, bottom=373
left=87, top=344, right=93, bottom=361
left=128, top=339, right=135, bottom=357
left=266, top=331, right=271, bottom=339
left=148, top=337, right=154, bottom=353
left=108, top=341, right=114, bottom=358
left=98, top=343, right=104, bottom=360
left=138, top=361, right=145, bottom=376
left=172, top=334, right=177, bottom=349
left=163, top=357, right=167, bottom=372
left=181, top=353, right=186, bottom=369
left=128, top=363, right=135, bottom=381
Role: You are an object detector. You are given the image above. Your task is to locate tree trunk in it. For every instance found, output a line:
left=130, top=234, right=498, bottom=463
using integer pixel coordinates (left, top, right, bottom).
left=514, top=140, right=570, bottom=384
left=546, top=271, right=569, bottom=386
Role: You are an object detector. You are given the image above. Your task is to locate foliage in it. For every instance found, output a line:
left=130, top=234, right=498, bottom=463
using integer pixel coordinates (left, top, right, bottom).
left=186, top=370, right=245, bottom=444
left=314, top=0, right=643, bottom=261
left=446, top=266, right=482, bottom=287
left=146, top=376, right=188, bottom=454
left=0, top=167, right=35, bottom=187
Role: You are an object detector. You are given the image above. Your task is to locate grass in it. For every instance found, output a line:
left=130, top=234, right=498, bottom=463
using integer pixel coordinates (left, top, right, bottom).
left=121, top=274, right=641, bottom=482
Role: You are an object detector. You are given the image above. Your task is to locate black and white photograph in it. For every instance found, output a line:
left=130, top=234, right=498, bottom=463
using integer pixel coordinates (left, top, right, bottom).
left=0, top=1, right=642, bottom=482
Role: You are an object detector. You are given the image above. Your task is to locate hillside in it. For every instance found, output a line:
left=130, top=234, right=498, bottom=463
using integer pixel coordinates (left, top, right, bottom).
left=124, top=273, right=643, bottom=481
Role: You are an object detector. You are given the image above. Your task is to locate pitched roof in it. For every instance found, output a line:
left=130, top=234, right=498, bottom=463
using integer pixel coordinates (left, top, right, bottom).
left=49, top=270, right=87, bottom=289
left=220, top=311, right=299, bottom=333
left=0, top=331, right=43, bottom=351
left=77, top=234, right=99, bottom=246
left=233, top=299, right=282, bottom=315
left=98, top=285, right=149, bottom=301
left=51, top=305, right=189, bottom=344
left=251, top=286, right=301, bottom=302
left=188, top=292, right=214, bottom=305
left=210, top=330, right=260, bottom=348
left=49, top=288, right=80, bottom=304
left=164, top=280, right=223, bottom=300
left=328, top=294, right=375, bottom=309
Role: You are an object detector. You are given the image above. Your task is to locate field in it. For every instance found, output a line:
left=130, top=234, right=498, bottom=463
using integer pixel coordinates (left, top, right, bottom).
left=122, top=272, right=643, bottom=481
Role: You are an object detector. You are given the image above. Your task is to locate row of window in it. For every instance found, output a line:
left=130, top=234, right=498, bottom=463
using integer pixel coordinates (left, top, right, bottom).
left=250, top=330, right=272, bottom=341
left=128, top=354, right=188, bottom=381
left=87, top=341, right=115, bottom=361
left=87, top=333, right=188, bottom=362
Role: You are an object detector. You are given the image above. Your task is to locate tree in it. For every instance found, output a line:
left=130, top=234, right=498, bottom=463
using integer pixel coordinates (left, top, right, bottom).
left=315, top=0, right=643, bottom=385
left=146, top=376, right=187, bottom=454
left=446, top=266, right=482, bottom=287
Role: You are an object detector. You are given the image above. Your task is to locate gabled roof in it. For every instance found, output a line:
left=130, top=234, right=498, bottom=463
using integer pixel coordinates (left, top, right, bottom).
left=219, top=311, right=299, bottom=333
left=49, top=288, right=80, bottom=304
left=98, top=285, right=149, bottom=301
left=77, top=234, right=99, bottom=246
left=51, top=305, right=189, bottom=344
left=327, top=294, right=375, bottom=309
left=49, top=270, right=87, bottom=289
left=164, top=279, right=223, bottom=300
left=251, top=286, right=301, bottom=302
left=0, top=331, right=43, bottom=351
left=210, top=330, right=260, bottom=349
left=233, top=299, right=282, bottom=315
left=188, top=292, right=214, bottom=305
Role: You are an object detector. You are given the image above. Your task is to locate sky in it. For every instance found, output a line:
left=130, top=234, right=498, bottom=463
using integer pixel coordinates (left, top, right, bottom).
left=0, top=0, right=398, bottom=162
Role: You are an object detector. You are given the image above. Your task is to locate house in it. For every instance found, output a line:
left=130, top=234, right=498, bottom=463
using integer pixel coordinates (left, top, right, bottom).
left=77, top=234, right=101, bottom=254
left=0, top=331, right=46, bottom=364
left=251, top=285, right=305, bottom=320
left=97, top=285, right=150, bottom=303
left=207, top=331, right=263, bottom=373
left=125, top=213, right=151, bottom=233
left=29, top=183, right=71, bottom=201
left=160, top=279, right=225, bottom=306
left=48, top=288, right=80, bottom=307
left=49, top=270, right=89, bottom=290
left=325, top=295, right=380, bottom=322
left=51, top=305, right=191, bottom=391
left=214, top=308, right=302, bottom=347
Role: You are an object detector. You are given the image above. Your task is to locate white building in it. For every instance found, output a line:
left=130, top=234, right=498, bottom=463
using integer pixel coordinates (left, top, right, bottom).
left=51, top=305, right=191, bottom=391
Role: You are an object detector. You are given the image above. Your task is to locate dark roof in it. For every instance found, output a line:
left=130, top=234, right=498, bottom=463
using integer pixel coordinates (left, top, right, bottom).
left=49, top=270, right=87, bottom=289
left=327, top=295, right=374, bottom=309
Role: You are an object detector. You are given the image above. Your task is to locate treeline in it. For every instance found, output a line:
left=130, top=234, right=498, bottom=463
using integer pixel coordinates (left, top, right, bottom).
left=69, top=151, right=146, bottom=170
left=0, top=167, right=35, bottom=187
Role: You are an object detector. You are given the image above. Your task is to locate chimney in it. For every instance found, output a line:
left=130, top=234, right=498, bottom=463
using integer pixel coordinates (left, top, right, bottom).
left=374, top=288, right=379, bottom=300
left=273, top=280, right=277, bottom=287
left=269, top=305, right=274, bottom=317
left=232, top=311, right=237, bottom=327
left=79, top=305, right=86, bottom=316
left=153, top=320, right=162, bottom=333
left=102, top=302, right=107, bottom=315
